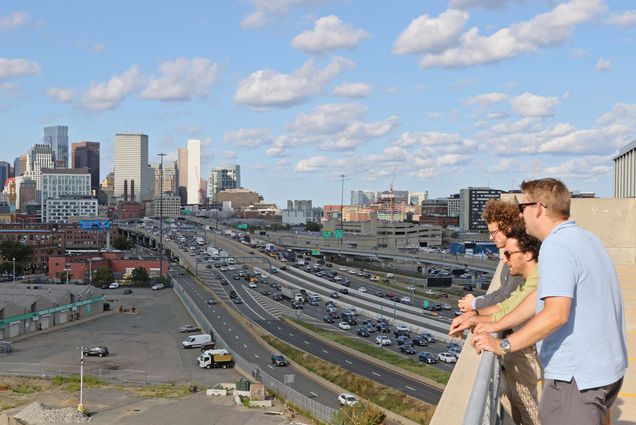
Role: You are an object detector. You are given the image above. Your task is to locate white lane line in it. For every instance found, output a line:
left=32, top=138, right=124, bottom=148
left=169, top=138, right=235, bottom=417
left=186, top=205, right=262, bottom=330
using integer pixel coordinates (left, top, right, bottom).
left=254, top=354, right=260, bottom=359
left=268, top=365, right=273, bottom=369
left=372, top=372, right=380, bottom=377
left=243, top=344, right=248, bottom=349
left=288, top=333, right=294, bottom=337
left=303, top=341, right=310, bottom=345
left=310, top=392, right=318, bottom=398
left=277, top=327, right=282, bottom=330
left=345, top=360, right=352, bottom=365
left=235, top=335, right=239, bottom=340
left=322, top=349, right=329, bottom=354
left=405, top=385, right=416, bottom=391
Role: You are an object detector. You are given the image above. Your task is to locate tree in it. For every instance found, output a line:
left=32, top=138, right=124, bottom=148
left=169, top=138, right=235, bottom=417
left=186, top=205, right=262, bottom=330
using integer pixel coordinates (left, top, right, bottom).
left=0, top=239, right=34, bottom=271
left=56, top=270, right=72, bottom=284
left=331, top=402, right=385, bottom=425
left=305, top=221, right=321, bottom=232
left=92, top=266, right=113, bottom=285
left=113, top=236, right=133, bottom=250
left=130, top=267, right=150, bottom=285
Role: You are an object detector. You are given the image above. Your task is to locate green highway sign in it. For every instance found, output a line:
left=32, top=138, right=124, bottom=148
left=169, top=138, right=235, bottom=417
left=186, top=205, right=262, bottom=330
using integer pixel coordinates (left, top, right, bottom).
left=322, top=231, right=332, bottom=238
left=237, top=224, right=248, bottom=230
left=335, top=229, right=343, bottom=238
left=311, top=249, right=321, bottom=255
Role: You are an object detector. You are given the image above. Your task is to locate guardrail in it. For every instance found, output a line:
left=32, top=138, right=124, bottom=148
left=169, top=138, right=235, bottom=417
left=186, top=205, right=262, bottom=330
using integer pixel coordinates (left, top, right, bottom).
left=462, top=352, right=503, bottom=425
left=172, top=278, right=337, bottom=423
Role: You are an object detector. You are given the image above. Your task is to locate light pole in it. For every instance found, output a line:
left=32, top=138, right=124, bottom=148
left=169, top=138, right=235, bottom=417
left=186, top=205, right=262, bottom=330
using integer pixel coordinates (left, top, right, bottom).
left=78, top=347, right=86, bottom=413
left=88, top=259, right=93, bottom=286
left=339, top=174, right=345, bottom=246
left=66, top=268, right=70, bottom=285
left=158, top=153, right=166, bottom=282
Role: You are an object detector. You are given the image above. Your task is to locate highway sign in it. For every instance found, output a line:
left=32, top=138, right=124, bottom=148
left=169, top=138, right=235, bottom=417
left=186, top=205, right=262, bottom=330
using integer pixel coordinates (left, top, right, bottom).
left=311, top=249, right=321, bottom=255
left=322, top=231, right=332, bottom=238
left=237, top=224, right=248, bottom=230
left=335, top=229, right=343, bottom=238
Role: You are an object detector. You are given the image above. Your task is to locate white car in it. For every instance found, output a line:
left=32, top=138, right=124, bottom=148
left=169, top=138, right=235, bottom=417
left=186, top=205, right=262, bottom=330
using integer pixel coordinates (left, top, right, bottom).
left=348, top=269, right=357, bottom=274
left=151, top=283, right=165, bottom=290
left=339, top=267, right=347, bottom=271
left=358, top=287, right=367, bottom=293
left=248, top=282, right=257, bottom=288
left=395, top=324, right=410, bottom=333
left=338, top=322, right=351, bottom=330
left=108, top=282, right=119, bottom=289
left=375, top=335, right=392, bottom=346
left=338, top=393, right=358, bottom=406
left=437, top=352, right=458, bottom=363
left=424, top=289, right=437, bottom=296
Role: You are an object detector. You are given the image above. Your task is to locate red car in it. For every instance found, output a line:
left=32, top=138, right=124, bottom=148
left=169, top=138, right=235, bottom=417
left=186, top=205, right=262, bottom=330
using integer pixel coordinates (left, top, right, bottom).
left=385, top=292, right=395, bottom=299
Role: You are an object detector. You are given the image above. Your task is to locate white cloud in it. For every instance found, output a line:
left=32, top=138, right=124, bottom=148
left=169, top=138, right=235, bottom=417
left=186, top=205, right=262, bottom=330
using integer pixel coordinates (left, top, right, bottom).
left=486, top=111, right=509, bottom=120
left=0, top=57, right=41, bottom=79
left=465, top=92, right=508, bottom=106
left=288, top=103, right=368, bottom=134
left=450, top=0, right=524, bottom=9
left=46, top=87, right=74, bottom=103
left=319, top=116, right=399, bottom=151
left=291, top=15, right=369, bottom=53
left=224, top=128, right=272, bottom=149
left=511, top=92, right=559, bottom=117
left=436, top=154, right=471, bottom=166
left=487, top=158, right=514, bottom=173
left=92, top=43, right=105, bottom=53
left=385, top=86, right=399, bottom=94
left=393, top=9, right=469, bottom=55
left=420, top=0, right=605, bottom=68
left=141, top=57, right=219, bottom=101
left=234, top=56, right=354, bottom=109
left=81, top=65, right=143, bottom=111
left=222, top=151, right=238, bottom=159
left=0, top=12, right=28, bottom=32
left=596, top=102, right=636, bottom=126
left=241, top=0, right=324, bottom=28
left=394, top=131, right=463, bottom=147
left=428, top=112, right=443, bottom=120
left=606, top=10, right=636, bottom=28
left=570, top=47, right=587, bottom=58
left=0, top=82, right=20, bottom=97
left=544, top=156, right=611, bottom=180
left=332, top=82, right=372, bottom=98
left=294, top=156, right=329, bottom=172
left=595, top=57, right=612, bottom=71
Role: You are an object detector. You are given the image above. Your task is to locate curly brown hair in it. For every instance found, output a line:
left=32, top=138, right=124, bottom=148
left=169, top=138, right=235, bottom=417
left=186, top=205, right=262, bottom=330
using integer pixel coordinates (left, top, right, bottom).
left=482, top=199, right=524, bottom=236
left=507, top=226, right=541, bottom=261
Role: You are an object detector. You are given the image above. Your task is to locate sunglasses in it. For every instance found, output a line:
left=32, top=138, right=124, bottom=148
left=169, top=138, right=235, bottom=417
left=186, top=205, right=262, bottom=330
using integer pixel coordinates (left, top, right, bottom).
left=518, top=201, right=548, bottom=214
left=503, top=250, right=523, bottom=260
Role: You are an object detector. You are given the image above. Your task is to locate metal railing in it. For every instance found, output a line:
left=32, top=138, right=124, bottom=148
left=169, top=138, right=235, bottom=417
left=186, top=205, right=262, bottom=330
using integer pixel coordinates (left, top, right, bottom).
left=462, top=352, right=503, bottom=425
left=172, top=278, right=337, bottom=423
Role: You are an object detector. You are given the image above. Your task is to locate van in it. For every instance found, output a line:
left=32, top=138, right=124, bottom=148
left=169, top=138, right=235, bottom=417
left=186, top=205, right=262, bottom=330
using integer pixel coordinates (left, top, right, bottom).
left=182, top=334, right=212, bottom=349
left=108, top=282, right=119, bottom=289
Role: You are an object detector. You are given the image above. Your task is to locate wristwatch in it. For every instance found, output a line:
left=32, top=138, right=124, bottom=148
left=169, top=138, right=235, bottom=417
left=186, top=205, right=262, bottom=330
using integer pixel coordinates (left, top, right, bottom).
left=499, top=338, right=512, bottom=355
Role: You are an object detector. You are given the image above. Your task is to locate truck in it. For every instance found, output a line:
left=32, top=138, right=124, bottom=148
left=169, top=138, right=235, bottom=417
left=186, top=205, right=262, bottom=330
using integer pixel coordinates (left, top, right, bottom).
left=219, top=250, right=229, bottom=258
left=280, top=286, right=295, bottom=300
left=206, top=246, right=219, bottom=256
left=195, top=237, right=205, bottom=246
left=265, top=243, right=277, bottom=252
left=197, top=349, right=234, bottom=369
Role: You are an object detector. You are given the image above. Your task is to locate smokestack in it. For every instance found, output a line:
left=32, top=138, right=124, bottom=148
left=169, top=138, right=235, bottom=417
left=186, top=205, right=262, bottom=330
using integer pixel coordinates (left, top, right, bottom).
left=130, top=179, right=135, bottom=202
left=123, top=180, right=128, bottom=202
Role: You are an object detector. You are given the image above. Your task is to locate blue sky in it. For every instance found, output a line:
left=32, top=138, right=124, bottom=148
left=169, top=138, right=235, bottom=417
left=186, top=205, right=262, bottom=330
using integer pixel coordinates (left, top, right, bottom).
left=1, top=0, right=635, bottom=206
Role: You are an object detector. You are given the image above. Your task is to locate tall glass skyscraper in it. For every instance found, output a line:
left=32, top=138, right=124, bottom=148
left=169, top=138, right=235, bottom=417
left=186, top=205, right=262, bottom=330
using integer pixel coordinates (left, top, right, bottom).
left=43, top=125, right=69, bottom=168
left=208, top=165, right=241, bottom=198
left=71, top=141, right=100, bottom=195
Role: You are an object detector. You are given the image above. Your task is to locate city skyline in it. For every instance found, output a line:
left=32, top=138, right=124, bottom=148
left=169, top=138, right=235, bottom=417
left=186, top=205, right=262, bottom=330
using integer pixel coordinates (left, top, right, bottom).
left=1, top=1, right=635, bottom=206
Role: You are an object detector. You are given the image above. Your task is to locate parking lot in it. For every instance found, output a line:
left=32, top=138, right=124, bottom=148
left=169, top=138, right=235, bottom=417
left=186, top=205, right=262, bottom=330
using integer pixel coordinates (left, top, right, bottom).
left=5, top=287, right=241, bottom=387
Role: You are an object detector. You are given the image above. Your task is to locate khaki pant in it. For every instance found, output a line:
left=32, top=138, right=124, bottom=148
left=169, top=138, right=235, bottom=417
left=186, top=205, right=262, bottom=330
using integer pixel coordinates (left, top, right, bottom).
left=502, top=345, right=543, bottom=425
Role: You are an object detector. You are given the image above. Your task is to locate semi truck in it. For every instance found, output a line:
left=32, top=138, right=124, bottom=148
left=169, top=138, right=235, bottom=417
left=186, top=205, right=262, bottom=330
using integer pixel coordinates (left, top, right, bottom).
left=195, top=237, right=205, bottom=246
left=206, top=246, right=219, bottom=256
left=197, top=349, right=234, bottom=369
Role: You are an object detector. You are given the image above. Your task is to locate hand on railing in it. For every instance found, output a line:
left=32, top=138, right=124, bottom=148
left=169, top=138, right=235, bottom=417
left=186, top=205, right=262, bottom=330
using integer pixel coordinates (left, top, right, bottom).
left=449, top=311, right=477, bottom=338
left=458, top=294, right=475, bottom=312
left=471, top=332, right=503, bottom=356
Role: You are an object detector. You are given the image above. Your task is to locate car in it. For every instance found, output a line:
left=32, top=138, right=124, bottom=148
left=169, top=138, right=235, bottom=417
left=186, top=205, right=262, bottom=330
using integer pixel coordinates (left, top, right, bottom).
left=356, top=327, right=370, bottom=337
left=338, top=322, right=351, bottom=330
left=261, top=290, right=271, bottom=296
left=151, top=283, right=165, bottom=290
left=248, top=282, right=257, bottom=288
left=123, top=289, right=132, bottom=294
left=375, top=335, right=392, bottom=346
left=207, top=298, right=216, bottom=305
left=338, top=393, right=358, bottom=406
left=362, top=319, right=374, bottom=328
left=418, top=351, right=437, bottom=364
left=328, top=311, right=340, bottom=319
left=420, top=332, right=436, bottom=343
left=229, top=290, right=237, bottom=299
left=441, top=303, right=452, bottom=310
left=395, top=324, right=410, bottom=333
left=438, top=352, right=458, bottom=363
left=234, top=298, right=243, bottom=304
left=463, top=284, right=473, bottom=292
left=424, top=289, right=437, bottom=296
left=338, top=288, right=349, bottom=295
left=280, top=265, right=287, bottom=270
left=272, top=293, right=283, bottom=301
left=83, top=346, right=109, bottom=357
left=308, top=299, right=319, bottom=306
left=399, top=344, right=417, bottom=355
left=384, top=292, right=395, bottom=299
left=233, top=275, right=241, bottom=280
left=323, top=315, right=335, bottom=323
left=206, top=264, right=212, bottom=269
left=271, top=354, right=288, bottom=366
left=330, top=292, right=340, bottom=299
left=396, top=335, right=412, bottom=346
left=249, top=251, right=255, bottom=254
left=448, top=342, right=462, bottom=352
left=375, top=291, right=384, bottom=298
left=108, top=282, right=119, bottom=289
left=411, top=336, right=428, bottom=346
left=291, top=302, right=303, bottom=309
left=179, top=324, right=200, bottom=333
left=375, top=323, right=390, bottom=333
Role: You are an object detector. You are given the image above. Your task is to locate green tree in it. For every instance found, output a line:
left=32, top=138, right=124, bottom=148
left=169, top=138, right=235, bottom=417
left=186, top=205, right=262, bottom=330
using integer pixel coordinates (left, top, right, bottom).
left=55, top=270, right=72, bottom=284
left=92, top=266, right=113, bottom=285
left=331, top=402, right=385, bottom=425
left=0, top=239, right=34, bottom=271
left=130, top=267, right=150, bottom=285
left=112, top=236, right=133, bottom=250
left=305, top=221, right=321, bottom=232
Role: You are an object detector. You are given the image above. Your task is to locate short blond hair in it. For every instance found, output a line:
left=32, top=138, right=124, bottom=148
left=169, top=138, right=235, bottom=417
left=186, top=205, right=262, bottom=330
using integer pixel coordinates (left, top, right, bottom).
left=520, top=178, right=570, bottom=220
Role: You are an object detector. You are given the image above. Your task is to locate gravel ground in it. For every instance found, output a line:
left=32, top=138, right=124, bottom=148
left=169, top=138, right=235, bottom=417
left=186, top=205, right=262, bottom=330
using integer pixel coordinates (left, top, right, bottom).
left=14, top=402, right=90, bottom=424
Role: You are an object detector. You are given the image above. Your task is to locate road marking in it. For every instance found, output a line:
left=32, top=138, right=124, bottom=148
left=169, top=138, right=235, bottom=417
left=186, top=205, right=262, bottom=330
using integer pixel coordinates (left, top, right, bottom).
left=235, top=335, right=239, bottom=340
left=372, top=372, right=380, bottom=377
left=310, top=392, right=318, bottom=398
left=322, top=349, right=329, bottom=354
left=277, top=327, right=282, bottom=330
left=254, top=354, right=260, bottom=359
left=405, top=385, right=416, bottom=391
left=345, top=360, right=352, bottom=365
left=243, top=344, right=248, bottom=348
left=268, top=365, right=273, bottom=369
left=304, top=340, right=310, bottom=345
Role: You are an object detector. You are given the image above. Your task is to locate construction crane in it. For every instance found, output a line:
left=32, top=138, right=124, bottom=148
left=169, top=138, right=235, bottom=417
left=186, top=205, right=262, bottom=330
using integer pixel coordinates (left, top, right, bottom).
left=389, top=165, right=398, bottom=223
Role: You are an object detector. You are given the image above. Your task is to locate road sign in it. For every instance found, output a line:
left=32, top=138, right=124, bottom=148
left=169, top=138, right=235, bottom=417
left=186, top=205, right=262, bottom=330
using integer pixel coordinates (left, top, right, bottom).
left=322, top=231, right=332, bottom=238
left=311, top=249, right=321, bottom=255
left=423, top=300, right=429, bottom=309
left=335, top=229, right=343, bottom=238
left=237, top=224, right=248, bottom=230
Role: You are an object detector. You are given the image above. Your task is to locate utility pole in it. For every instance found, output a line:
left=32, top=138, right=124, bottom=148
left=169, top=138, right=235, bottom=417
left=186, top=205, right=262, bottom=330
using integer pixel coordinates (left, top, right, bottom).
left=340, top=174, right=345, bottom=246
left=158, top=153, right=166, bottom=281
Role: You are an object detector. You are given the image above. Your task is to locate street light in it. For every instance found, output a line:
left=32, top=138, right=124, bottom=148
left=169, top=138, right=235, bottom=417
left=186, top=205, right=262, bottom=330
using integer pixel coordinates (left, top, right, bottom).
left=340, top=174, right=345, bottom=246
left=77, top=347, right=86, bottom=413
left=88, top=258, right=93, bottom=286
left=158, top=153, right=166, bottom=282
left=12, top=257, right=15, bottom=283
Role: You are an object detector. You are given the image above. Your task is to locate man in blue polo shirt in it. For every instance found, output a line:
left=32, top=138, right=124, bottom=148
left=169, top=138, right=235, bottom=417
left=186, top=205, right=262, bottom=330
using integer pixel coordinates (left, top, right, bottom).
left=473, top=177, right=627, bottom=425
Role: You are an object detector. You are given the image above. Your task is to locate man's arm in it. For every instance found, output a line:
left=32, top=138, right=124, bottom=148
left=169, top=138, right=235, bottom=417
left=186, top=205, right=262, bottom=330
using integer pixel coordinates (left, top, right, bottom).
left=474, top=273, right=523, bottom=310
left=472, top=296, right=571, bottom=355
left=473, top=290, right=537, bottom=335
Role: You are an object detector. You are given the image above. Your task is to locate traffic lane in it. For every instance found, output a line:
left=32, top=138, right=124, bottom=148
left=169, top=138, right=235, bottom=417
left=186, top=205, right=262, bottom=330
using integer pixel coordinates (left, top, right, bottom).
left=174, top=272, right=341, bottom=408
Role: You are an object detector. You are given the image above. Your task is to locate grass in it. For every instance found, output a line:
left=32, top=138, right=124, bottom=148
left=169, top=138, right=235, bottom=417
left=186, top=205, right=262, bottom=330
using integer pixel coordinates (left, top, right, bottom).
left=262, top=335, right=435, bottom=424
left=3, top=381, right=43, bottom=394
left=131, top=384, right=192, bottom=398
left=290, top=319, right=450, bottom=386
left=51, top=375, right=105, bottom=392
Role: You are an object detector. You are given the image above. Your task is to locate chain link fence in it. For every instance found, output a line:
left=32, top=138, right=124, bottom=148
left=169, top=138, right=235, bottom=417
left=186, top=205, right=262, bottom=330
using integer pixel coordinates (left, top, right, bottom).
left=172, top=279, right=337, bottom=423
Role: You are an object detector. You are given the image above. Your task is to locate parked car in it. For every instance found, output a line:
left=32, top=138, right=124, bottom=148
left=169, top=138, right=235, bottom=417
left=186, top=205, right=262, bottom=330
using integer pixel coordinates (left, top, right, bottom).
left=399, top=344, right=417, bottom=355
left=338, top=393, right=358, bottom=406
left=338, top=322, right=351, bottom=330
left=151, top=283, right=165, bottom=290
left=179, top=324, right=200, bottom=333
left=108, top=282, right=119, bottom=289
left=83, top=346, right=109, bottom=357
left=375, top=335, right=392, bottom=346
left=207, top=298, right=216, bottom=305
left=123, top=289, right=132, bottom=294
left=438, top=352, right=458, bottom=363
left=418, top=351, right=437, bottom=364
left=356, top=327, right=370, bottom=337
left=271, top=354, right=288, bottom=366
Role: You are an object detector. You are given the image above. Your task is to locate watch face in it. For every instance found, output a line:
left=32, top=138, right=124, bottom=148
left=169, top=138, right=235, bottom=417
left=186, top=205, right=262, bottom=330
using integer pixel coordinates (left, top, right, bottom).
left=500, top=339, right=511, bottom=353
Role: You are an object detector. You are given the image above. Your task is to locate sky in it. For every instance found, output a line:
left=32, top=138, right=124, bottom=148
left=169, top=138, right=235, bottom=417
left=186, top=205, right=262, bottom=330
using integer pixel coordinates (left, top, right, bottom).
left=1, top=0, right=635, bottom=207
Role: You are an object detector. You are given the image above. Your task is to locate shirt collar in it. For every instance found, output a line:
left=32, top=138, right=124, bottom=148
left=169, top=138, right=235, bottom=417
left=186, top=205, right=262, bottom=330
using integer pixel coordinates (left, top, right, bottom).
left=549, top=219, right=576, bottom=236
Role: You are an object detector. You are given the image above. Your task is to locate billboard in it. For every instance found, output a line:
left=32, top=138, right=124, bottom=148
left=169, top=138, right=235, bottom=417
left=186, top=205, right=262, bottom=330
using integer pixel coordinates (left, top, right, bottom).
left=79, top=219, right=110, bottom=230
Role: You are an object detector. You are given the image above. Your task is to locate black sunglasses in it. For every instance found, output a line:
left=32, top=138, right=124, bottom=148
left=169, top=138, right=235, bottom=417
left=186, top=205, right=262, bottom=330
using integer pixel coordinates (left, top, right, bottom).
left=518, top=201, right=548, bottom=214
left=503, top=250, right=523, bottom=260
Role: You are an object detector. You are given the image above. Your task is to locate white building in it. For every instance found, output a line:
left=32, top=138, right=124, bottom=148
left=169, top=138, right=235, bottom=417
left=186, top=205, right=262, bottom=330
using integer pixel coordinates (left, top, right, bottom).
left=40, top=168, right=97, bottom=223
left=208, top=164, right=241, bottom=198
left=187, top=139, right=201, bottom=205
left=408, top=191, right=427, bottom=205
left=614, top=139, right=636, bottom=198
left=149, top=194, right=182, bottom=218
left=114, top=133, right=153, bottom=202
left=25, top=144, right=55, bottom=192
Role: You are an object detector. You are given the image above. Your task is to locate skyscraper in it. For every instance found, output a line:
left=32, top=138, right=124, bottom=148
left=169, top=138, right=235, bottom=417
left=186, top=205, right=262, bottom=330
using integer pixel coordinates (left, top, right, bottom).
left=114, top=133, right=153, bottom=202
left=208, top=164, right=241, bottom=198
left=43, top=125, right=69, bottom=168
left=71, top=141, right=100, bottom=196
left=25, top=144, right=55, bottom=191
left=459, top=187, right=505, bottom=232
left=186, top=139, right=201, bottom=205
left=0, top=161, right=10, bottom=191
left=177, top=147, right=188, bottom=205
left=152, top=162, right=177, bottom=195
left=13, top=155, right=27, bottom=177
left=350, top=190, right=375, bottom=206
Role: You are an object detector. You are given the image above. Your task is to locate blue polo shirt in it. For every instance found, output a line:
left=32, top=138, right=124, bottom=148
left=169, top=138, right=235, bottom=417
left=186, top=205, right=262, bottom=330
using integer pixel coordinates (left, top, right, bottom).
left=536, top=220, right=627, bottom=390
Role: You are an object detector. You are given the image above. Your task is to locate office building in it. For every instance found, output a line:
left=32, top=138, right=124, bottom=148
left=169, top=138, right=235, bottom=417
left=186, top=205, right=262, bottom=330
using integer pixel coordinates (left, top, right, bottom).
left=459, top=187, right=505, bottom=232
left=41, top=168, right=97, bottom=223
left=14, top=155, right=27, bottom=177
left=447, top=194, right=460, bottom=217
left=614, top=139, right=636, bottom=198
left=282, top=200, right=323, bottom=225
left=152, top=162, right=177, bottom=196
left=186, top=139, right=201, bottom=205
left=149, top=194, right=182, bottom=218
left=15, top=177, right=36, bottom=212
left=25, top=144, right=55, bottom=192
left=113, top=133, right=153, bottom=202
left=0, top=161, right=10, bottom=192
left=71, top=142, right=100, bottom=196
left=351, top=190, right=375, bottom=206
left=208, top=164, right=240, bottom=198
left=177, top=148, right=188, bottom=205
left=408, top=191, right=427, bottom=206
left=43, top=125, right=69, bottom=168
